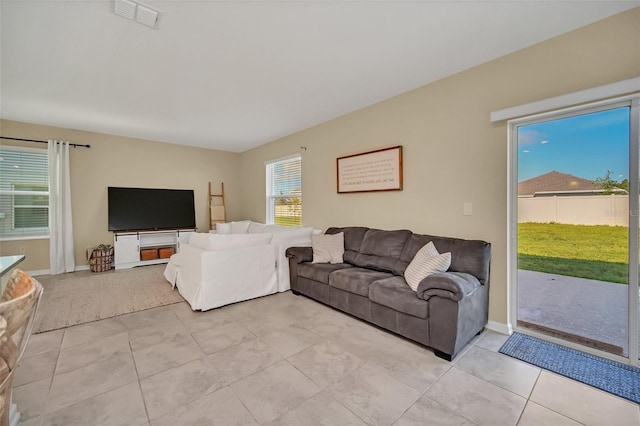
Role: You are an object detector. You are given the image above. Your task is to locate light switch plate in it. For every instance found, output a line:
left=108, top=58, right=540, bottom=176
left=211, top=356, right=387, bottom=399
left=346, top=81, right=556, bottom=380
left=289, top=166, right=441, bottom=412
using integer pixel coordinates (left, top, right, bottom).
left=463, top=202, right=473, bottom=216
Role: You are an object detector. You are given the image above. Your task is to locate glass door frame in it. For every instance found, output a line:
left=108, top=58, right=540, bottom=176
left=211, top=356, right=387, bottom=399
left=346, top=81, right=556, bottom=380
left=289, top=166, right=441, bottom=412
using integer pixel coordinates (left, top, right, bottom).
left=507, top=95, right=640, bottom=366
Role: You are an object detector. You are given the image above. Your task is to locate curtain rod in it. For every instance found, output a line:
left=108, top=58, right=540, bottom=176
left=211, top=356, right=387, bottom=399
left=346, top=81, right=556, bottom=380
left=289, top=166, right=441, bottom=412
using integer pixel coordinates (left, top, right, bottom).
left=0, top=136, right=91, bottom=149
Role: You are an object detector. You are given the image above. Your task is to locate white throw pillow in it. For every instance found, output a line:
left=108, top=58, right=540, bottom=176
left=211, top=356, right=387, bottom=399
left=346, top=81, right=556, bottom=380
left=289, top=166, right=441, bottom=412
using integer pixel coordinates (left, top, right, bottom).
left=248, top=221, right=267, bottom=234
left=404, top=241, right=451, bottom=291
left=216, top=223, right=231, bottom=235
left=206, top=233, right=273, bottom=250
left=311, top=232, right=345, bottom=264
left=230, top=220, right=251, bottom=234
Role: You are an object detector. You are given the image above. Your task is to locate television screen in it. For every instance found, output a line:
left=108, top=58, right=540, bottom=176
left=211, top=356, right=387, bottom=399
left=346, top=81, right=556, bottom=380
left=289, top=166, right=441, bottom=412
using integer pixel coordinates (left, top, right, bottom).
left=108, top=187, right=196, bottom=232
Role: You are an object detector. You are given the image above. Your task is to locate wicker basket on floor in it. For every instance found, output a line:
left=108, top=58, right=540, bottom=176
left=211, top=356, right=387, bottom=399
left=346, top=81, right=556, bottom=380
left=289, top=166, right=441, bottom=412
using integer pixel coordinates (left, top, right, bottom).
left=89, top=245, right=114, bottom=272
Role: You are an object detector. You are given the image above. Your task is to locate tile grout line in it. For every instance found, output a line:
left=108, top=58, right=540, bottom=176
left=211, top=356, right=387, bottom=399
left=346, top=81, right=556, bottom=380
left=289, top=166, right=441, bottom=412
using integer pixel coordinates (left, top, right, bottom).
left=39, top=328, right=66, bottom=420
left=129, top=334, right=153, bottom=425
left=19, top=292, right=632, bottom=425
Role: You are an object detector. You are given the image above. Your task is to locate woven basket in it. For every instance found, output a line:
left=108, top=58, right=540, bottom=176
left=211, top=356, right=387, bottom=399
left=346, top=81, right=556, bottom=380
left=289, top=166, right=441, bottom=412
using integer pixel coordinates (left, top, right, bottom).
left=89, top=245, right=114, bottom=272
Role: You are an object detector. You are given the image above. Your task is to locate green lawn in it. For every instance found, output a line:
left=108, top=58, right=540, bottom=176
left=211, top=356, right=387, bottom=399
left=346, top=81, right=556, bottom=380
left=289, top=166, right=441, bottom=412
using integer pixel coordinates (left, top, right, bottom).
left=518, top=222, right=629, bottom=284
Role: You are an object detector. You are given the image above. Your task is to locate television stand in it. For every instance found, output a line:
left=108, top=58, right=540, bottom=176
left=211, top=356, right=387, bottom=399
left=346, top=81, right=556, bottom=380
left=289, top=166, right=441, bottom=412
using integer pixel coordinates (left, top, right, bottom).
left=113, top=229, right=196, bottom=270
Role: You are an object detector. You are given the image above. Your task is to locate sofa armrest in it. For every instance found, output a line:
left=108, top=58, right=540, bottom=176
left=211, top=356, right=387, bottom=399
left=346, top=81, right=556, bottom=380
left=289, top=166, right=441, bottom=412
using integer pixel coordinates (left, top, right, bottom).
left=286, top=246, right=313, bottom=264
left=274, top=238, right=312, bottom=292
left=416, top=272, right=482, bottom=302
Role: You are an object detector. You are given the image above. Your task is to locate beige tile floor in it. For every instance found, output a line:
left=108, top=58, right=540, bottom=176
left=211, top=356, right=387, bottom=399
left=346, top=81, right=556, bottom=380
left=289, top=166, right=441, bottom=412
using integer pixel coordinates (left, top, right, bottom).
left=13, top=290, right=640, bottom=426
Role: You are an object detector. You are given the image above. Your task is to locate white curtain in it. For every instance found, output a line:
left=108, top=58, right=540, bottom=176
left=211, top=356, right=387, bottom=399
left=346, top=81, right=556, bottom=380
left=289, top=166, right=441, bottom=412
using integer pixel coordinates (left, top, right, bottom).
left=48, top=140, right=75, bottom=274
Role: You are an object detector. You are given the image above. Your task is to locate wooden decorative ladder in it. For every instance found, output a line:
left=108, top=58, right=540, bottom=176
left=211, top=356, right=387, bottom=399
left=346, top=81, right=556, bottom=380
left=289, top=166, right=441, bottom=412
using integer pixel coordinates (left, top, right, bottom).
left=209, top=182, right=225, bottom=231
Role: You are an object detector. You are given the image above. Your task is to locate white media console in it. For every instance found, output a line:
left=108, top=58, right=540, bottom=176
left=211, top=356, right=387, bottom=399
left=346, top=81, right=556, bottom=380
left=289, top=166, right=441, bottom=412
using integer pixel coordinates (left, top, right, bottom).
left=113, top=229, right=195, bottom=270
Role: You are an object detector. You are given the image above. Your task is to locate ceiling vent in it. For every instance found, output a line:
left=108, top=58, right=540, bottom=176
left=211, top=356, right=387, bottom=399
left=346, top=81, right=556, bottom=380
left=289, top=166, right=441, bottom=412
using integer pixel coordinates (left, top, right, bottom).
left=114, top=0, right=161, bottom=29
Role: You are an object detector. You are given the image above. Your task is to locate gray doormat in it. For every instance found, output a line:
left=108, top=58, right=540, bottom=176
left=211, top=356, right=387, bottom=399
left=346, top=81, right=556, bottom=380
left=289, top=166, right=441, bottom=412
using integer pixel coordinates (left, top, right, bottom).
left=500, top=332, right=640, bottom=404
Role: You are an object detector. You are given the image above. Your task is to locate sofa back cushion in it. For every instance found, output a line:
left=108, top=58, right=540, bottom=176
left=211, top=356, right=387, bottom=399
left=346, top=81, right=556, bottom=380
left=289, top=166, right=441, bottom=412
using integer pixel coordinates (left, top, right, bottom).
left=323, top=226, right=490, bottom=284
left=189, top=232, right=212, bottom=250
left=394, top=234, right=491, bottom=284
left=262, top=224, right=289, bottom=233
left=230, top=221, right=251, bottom=234
left=270, top=227, right=313, bottom=244
left=216, top=223, right=232, bottom=234
left=325, top=227, right=368, bottom=264
left=351, top=229, right=412, bottom=273
left=248, top=221, right=267, bottom=233
left=268, top=226, right=312, bottom=236
left=200, top=233, right=273, bottom=251
left=214, top=221, right=252, bottom=234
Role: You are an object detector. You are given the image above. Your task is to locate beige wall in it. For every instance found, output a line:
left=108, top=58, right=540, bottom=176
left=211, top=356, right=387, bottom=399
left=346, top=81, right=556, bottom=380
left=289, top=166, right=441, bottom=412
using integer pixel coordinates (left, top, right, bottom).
left=1, top=8, right=637, bottom=326
left=0, top=120, right=241, bottom=271
left=239, top=8, right=640, bottom=328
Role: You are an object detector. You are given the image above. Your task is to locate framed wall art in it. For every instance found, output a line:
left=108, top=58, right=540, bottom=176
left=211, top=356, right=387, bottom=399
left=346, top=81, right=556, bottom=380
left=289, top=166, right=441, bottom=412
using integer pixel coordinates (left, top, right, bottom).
left=337, top=145, right=403, bottom=193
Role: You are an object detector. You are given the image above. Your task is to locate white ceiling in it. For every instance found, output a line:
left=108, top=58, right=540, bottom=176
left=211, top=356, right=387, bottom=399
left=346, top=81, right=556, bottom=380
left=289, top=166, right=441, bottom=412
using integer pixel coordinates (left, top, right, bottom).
left=1, top=1, right=637, bottom=153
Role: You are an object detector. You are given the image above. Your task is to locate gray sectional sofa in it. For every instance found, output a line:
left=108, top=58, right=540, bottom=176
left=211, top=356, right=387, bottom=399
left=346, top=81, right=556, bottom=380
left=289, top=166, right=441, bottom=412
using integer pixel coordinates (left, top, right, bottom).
left=286, top=226, right=491, bottom=360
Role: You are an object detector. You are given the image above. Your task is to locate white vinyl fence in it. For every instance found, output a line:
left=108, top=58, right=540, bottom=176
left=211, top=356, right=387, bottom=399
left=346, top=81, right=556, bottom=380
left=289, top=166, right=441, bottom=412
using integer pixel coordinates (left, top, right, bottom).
left=518, top=194, right=630, bottom=226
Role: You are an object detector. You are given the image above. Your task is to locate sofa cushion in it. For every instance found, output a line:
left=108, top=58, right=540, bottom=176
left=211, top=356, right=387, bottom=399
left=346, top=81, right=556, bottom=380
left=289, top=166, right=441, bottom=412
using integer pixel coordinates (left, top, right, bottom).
left=271, top=227, right=313, bottom=243
left=248, top=221, right=267, bottom=233
left=189, top=232, right=211, bottom=250
left=326, top=227, right=368, bottom=264
left=230, top=220, right=251, bottom=234
left=298, top=262, right=353, bottom=284
left=312, top=232, right=345, bottom=264
left=216, top=221, right=261, bottom=235
left=369, top=277, right=429, bottom=319
left=206, top=233, right=273, bottom=250
left=216, top=223, right=232, bottom=234
left=351, top=229, right=411, bottom=273
left=394, top=234, right=491, bottom=284
left=329, top=268, right=393, bottom=297
left=404, top=242, right=451, bottom=291
left=262, top=224, right=288, bottom=233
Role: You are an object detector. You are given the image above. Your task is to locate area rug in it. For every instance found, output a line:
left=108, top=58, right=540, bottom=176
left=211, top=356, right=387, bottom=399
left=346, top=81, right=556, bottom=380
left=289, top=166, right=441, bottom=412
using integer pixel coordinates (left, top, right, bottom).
left=500, top=332, right=640, bottom=404
left=33, top=264, right=184, bottom=333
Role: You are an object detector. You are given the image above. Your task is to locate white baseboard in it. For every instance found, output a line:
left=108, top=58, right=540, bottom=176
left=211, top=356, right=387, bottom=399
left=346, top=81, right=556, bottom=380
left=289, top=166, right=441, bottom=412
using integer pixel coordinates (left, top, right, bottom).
left=486, top=320, right=512, bottom=336
left=26, top=265, right=89, bottom=276
left=26, top=269, right=50, bottom=277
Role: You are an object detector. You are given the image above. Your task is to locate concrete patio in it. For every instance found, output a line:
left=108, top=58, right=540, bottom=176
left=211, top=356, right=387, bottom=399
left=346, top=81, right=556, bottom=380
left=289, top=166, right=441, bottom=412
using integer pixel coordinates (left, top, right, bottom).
left=518, top=269, right=637, bottom=357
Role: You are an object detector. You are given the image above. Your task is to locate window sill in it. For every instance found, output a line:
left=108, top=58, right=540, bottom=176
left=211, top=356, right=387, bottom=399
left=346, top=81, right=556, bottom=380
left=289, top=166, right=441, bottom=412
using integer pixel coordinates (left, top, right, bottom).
left=0, top=235, right=50, bottom=242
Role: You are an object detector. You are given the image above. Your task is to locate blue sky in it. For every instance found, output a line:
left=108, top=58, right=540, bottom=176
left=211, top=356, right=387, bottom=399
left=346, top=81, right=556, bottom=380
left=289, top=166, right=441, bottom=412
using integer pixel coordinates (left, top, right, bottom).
left=518, top=107, right=630, bottom=182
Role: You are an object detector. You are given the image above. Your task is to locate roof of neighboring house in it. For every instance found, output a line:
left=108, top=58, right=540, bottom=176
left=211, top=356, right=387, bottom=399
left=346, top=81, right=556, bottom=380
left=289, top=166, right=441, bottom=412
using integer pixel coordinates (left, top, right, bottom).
left=518, top=171, right=603, bottom=196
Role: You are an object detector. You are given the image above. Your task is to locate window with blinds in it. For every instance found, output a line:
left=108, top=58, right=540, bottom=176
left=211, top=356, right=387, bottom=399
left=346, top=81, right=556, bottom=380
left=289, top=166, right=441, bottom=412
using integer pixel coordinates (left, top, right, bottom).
left=266, top=154, right=302, bottom=226
left=0, top=146, right=49, bottom=239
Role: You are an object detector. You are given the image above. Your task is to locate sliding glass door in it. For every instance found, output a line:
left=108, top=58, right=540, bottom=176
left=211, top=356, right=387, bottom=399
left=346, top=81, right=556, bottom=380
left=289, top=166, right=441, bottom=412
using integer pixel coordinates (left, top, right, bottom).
left=510, top=97, right=640, bottom=365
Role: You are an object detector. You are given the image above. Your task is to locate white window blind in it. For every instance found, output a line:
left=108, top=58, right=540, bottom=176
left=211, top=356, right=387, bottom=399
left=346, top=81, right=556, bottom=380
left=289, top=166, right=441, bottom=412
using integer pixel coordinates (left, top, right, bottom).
left=266, top=154, right=302, bottom=226
left=0, top=146, right=49, bottom=239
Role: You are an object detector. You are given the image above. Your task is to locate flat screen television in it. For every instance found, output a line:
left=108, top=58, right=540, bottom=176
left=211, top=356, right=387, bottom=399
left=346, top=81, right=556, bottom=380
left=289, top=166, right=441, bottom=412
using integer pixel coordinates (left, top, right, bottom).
left=108, top=187, right=196, bottom=232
